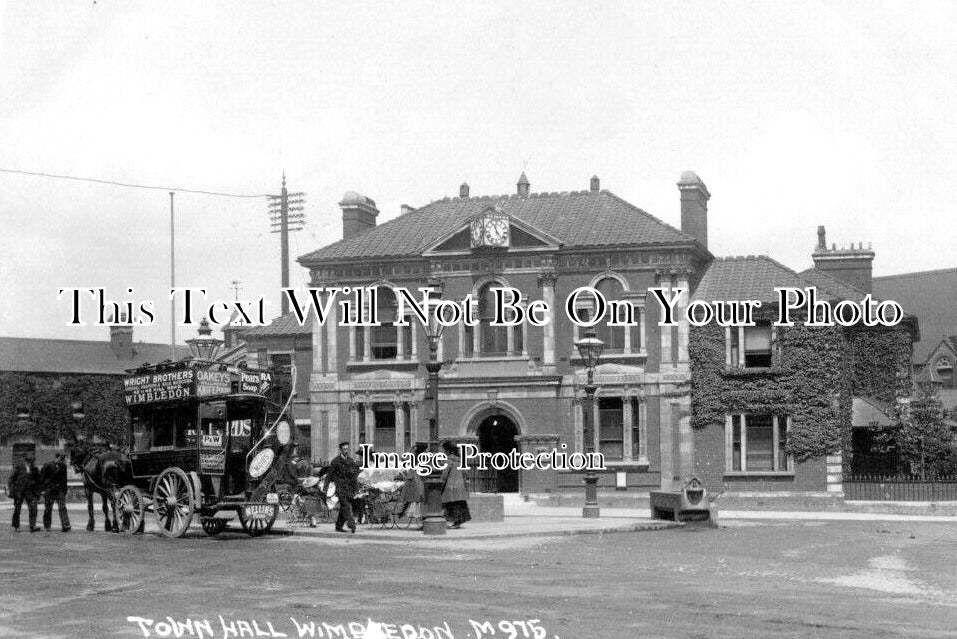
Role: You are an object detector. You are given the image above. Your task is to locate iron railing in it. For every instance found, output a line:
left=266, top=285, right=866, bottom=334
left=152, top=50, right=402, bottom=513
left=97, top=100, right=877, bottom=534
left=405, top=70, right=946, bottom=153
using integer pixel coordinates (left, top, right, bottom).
left=464, top=467, right=499, bottom=493
left=843, top=475, right=957, bottom=501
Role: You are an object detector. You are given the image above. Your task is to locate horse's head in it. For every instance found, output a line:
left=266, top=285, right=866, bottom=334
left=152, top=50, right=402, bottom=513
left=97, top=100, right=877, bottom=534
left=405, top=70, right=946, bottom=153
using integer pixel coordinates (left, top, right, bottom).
left=99, top=450, right=132, bottom=488
left=66, top=441, right=89, bottom=474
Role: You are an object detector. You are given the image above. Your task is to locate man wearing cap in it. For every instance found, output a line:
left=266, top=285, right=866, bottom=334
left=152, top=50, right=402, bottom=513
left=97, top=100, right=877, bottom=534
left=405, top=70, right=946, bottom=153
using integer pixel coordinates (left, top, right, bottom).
left=40, top=452, right=71, bottom=532
left=8, top=456, right=41, bottom=532
left=326, top=441, right=359, bottom=533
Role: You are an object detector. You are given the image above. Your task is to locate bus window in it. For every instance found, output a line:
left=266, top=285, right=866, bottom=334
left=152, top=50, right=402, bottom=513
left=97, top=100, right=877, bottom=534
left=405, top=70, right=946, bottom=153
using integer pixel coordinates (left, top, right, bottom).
left=153, top=412, right=174, bottom=448
left=175, top=407, right=197, bottom=448
left=132, top=416, right=151, bottom=452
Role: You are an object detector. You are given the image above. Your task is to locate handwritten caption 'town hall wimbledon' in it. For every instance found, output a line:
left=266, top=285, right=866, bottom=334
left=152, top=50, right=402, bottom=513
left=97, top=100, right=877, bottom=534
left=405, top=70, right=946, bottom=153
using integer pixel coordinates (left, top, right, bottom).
left=126, top=616, right=560, bottom=639
left=59, top=285, right=905, bottom=329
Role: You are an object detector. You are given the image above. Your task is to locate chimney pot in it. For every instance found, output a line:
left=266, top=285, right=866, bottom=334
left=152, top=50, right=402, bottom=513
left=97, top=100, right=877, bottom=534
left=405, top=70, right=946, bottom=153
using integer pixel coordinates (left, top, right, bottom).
left=459, top=183, right=470, bottom=198
left=590, top=175, right=600, bottom=192
left=109, top=313, right=134, bottom=359
left=812, top=231, right=875, bottom=293
left=339, top=191, right=379, bottom=239
left=677, top=170, right=710, bottom=249
left=517, top=172, right=530, bottom=198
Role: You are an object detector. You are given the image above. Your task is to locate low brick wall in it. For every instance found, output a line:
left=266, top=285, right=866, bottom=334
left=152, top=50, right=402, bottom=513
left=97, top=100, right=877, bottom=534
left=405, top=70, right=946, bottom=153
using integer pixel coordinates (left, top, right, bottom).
left=714, top=491, right=846, bottom=512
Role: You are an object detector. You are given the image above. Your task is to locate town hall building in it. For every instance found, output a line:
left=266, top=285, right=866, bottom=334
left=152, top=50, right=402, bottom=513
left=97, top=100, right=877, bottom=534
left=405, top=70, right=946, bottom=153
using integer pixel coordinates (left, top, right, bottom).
left=284, top=172, right=915, bottom=502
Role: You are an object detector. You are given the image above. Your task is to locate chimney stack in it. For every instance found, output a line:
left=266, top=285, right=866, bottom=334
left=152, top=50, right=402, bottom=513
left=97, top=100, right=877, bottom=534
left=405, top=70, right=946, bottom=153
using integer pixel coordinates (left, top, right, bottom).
left=459, top=183, right=470, bottom=198
left=517, top=173, right=530, bottom=198
left=339, top=191, right=379, bottom=240
left=811, top=226, right=875, bottom=293
left=590, top=175, right=600, bottom=192
left=109, top=312, right=134, bottom=359
left=677, top=170, right=710, bottom=249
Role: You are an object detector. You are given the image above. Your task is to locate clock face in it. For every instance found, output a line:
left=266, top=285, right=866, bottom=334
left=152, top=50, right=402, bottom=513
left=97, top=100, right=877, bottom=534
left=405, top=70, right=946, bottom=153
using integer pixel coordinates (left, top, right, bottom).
left=484, top=217, right=510, bottom=246
left=469, top=209, right=510, bottom=249
left=470, top=219, right=485, bottom=245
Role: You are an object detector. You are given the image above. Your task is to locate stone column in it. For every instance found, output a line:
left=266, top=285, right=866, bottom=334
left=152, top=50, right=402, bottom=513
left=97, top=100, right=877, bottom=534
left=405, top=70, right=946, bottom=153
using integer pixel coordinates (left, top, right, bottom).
left=397, top=323, right=406, bottom=360
left=364, top=403, right=375, bottom=447
left=327, top=405, right=340, bottom=461
left=409, top=401, right=419, bottom=444
left=622, top=391, right=634, bottom=461
left=538, top=271, right=557, bottom=373
left=677, top=396, right=694, bottom=482
left=658, top=272, right=672, bottom=371
left=348, top=325, right=356, bottom=361
left=506, top=320, right=515, bottom=355
left=363, top=327, right=372, bottom=361
left=394, top=398, right=406, bottom=452
left=326, top=298, right=338, bottom=373
left=676, top=270, right=691, bottom=369
left=659, top=394, right=675, bottom=490
left=638, top=302, right=647, bottom=353
left=637, top=392, right=648, bottom=464
left=623, top=311, right=632, bottom=354
left=349, top=403, right=360, bottom=445
left=520, top=302, right=529, bottom=357
left=312, top=303, right=325, bottom=373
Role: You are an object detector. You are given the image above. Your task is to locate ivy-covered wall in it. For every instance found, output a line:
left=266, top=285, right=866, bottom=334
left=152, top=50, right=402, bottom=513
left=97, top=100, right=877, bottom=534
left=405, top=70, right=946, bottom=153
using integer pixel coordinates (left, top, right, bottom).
left=0, top=372, right=129, bottom=446
left=689, top=311, right=913, bottom=489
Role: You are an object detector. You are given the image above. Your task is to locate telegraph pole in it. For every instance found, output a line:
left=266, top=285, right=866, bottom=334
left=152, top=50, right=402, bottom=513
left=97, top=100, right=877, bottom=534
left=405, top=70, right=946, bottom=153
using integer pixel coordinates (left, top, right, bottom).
left=267, top=174, right=304, bottom=315
left=170, top=191, right=176, bottom=359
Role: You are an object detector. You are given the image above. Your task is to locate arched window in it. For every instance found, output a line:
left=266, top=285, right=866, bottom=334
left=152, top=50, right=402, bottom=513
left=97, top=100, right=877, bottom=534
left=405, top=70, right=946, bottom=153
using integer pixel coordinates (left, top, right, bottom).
left=935, top=357, right=954, bottom=387
left=594, top=277, right=626, bottom=352
left=371, top=291, right=397, bottom=359
left=479, top=282, right=509, bottom=355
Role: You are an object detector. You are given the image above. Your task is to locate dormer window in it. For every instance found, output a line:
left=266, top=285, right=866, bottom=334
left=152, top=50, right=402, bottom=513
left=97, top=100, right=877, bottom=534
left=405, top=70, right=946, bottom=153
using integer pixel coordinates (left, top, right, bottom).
left=469, top=207, right=510, bottom=249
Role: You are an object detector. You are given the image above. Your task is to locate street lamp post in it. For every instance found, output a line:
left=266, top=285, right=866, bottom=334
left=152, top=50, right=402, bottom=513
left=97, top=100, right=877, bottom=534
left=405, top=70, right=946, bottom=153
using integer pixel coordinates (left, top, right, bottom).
left=576, top=327, right=604, bottom=518
left=420, top=280, right=447, bottom=535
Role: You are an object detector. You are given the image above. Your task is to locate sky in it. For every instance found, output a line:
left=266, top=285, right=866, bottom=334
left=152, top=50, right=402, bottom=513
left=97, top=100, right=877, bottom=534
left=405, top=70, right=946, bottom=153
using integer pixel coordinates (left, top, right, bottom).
left=1, top=2, right=955, bottom=344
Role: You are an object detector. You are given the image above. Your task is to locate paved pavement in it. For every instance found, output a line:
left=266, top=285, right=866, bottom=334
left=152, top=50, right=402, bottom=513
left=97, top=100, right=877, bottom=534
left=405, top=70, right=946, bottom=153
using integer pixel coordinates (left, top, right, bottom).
left=3, top=498, right=956, bottom=545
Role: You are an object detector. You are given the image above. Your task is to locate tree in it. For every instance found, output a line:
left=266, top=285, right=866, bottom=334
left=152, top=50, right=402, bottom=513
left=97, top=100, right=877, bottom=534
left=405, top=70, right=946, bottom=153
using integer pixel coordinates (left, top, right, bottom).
left=878, top=380, right=957, bottom=478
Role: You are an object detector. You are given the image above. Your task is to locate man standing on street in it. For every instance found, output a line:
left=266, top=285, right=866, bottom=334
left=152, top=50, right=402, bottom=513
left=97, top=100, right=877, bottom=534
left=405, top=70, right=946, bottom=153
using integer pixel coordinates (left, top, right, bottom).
left=40, top=452, right=71, bottom=532
left=326, top=441, right=359, bottom=533
left=8, top=456, right=40, bottom=532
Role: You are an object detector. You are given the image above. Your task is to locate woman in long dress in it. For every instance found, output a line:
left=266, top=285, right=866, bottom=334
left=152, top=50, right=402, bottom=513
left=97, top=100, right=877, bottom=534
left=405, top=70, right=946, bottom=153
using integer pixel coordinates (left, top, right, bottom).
left=440, top=441, right=471, bottom=528
left=399, top=443, right=427, bottom=525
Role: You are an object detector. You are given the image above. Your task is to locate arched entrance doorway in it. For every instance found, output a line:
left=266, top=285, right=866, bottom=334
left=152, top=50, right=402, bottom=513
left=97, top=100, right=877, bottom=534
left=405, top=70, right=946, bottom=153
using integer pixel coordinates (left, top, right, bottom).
left=476, top=414, right=519, bottom=493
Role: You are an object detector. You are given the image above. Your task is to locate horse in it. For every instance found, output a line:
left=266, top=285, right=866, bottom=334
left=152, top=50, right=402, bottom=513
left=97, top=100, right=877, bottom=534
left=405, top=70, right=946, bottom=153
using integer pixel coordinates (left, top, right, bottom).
left=67, top=442, right=132, bottom=533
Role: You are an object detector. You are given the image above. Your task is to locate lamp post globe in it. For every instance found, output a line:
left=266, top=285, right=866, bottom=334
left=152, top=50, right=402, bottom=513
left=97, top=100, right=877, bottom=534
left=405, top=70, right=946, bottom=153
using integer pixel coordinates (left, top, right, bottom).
left=186, top=318, right=224, bottom=362
left=575, top=327, right=604, bottom=518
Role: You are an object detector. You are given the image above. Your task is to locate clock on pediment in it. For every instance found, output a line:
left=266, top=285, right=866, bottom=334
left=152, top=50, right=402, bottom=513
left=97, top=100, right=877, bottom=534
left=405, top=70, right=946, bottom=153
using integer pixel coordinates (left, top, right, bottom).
left=469, top=207, right=510, bottom=249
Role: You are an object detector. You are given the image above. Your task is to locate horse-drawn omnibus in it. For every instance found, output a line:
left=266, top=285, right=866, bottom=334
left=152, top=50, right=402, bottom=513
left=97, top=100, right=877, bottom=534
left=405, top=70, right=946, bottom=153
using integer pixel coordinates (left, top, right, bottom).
left=114, top=360, right=296, bottom=538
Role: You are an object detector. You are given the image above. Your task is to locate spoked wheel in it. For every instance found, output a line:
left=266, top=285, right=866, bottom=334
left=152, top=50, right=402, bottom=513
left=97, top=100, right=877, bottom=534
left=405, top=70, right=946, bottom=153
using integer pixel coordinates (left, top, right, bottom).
left=238, top=504, right=278, bottom=537
left=153, top=468, right=195, bottom=538
left=201, top=518, right=228, bottom=536
left=117, top=485, right=146, bottom=535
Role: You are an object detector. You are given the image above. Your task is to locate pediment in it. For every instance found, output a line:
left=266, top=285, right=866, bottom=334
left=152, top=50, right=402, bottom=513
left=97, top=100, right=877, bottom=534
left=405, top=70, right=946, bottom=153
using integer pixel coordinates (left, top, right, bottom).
left=423, top=207, right=562, bottom=255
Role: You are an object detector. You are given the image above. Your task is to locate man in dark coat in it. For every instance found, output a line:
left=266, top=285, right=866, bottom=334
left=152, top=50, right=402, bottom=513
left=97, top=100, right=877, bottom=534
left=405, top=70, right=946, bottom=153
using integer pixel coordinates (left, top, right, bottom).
left=8, top=456, right=41, bottom=532
left=40, top=452, right=71, bottom=532
left=325, top=441, right=359, bottom=533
